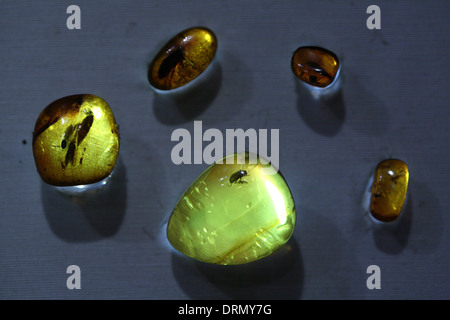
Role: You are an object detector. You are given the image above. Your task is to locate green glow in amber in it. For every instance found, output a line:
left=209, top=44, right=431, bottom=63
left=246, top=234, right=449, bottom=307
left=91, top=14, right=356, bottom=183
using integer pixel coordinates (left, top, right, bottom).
left=167, top=152, right=296, bottom=265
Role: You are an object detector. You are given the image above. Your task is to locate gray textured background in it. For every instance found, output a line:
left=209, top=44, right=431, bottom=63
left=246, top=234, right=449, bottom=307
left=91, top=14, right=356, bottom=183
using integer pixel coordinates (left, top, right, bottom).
left=1, top=1, right=449, bottom=299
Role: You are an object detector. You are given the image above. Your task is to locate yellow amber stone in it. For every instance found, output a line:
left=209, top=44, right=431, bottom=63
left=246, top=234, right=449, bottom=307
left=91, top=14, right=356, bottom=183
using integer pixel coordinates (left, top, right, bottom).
left=33, top=94, right=120, bottom=186
left=291, top=46, right=340, bottom=88
left=167, top=152, right=296, bottom=265
left=148, top=27, right=217, bottom=91
left=370, top=159, right=409, bottom=222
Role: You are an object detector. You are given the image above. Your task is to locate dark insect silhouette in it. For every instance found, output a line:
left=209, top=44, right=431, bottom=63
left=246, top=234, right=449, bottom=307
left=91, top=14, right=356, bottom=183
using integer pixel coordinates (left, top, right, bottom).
left=61, top=114, right=94, bottom=169
left=158, top=46, right=185, bottom=79
left=229, top=170, right=248, bottom=185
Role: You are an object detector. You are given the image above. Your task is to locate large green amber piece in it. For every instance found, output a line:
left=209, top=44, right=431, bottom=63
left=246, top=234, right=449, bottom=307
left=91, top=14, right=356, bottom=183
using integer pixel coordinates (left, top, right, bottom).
left=167, top=153, right=296, bottom=265
left=32, top=94, right=120, bottom=186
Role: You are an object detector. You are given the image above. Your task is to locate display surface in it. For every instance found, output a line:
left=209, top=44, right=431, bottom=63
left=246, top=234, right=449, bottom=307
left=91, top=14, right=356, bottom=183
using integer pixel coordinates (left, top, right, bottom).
left=0, top=1, right=449, bottom=300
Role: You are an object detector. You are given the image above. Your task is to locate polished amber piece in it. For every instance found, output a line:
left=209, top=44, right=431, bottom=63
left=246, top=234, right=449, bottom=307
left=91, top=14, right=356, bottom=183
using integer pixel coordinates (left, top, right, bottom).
left=370, top=159, right=409, bottom=222
left=33, top=94, right=120, bottom=186
left=148, top=27, right=217, bottom=91
left=291, top=46, right=340, bottom=88
left=167, top=152, right=296, bottom=265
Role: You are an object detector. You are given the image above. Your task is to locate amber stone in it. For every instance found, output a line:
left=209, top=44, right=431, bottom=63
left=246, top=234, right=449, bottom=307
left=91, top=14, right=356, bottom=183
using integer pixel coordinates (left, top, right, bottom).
left=291, top=46, right=340, bottom=88
left=167, top=152, right=296, bottom=265
left=33, top=94, right=120, bottom=186
left=148, top=27, right=217, bottom=91
left=370, top=159, right=409, bottom=222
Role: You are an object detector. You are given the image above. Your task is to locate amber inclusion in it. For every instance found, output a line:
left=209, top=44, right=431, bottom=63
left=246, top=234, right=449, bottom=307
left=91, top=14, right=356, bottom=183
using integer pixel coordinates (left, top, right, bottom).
left=32, top=94, right=120, bottom=186
left=291, top=46, right=340, bottom=88
left=370, top=159, right=409, bottom=222
left=148, top=27, right=218, bottom=91
left=167, top=152, right=296, bottom=265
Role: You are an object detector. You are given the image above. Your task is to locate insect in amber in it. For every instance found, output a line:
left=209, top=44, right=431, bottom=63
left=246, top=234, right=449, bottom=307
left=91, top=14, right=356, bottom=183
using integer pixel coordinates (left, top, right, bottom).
left=291, top=46, right=340, bottom=88
left=32, top=94, right=120, bottom=186
left=157, top=46, right=185, bottom=80
left=229, top=170, right=248, bottom=185
left=148, top=27, right=218, bottom=91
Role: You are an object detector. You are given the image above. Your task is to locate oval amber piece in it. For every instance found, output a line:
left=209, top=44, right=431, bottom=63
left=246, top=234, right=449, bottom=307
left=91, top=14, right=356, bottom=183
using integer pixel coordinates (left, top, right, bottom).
left=291, top=46, right=340, bottom=88
left=370, top=159, right=409, bottom=222
left=148, top=27, right=218, bottom=91
left=167, top=152, right=296, bottom=265
left=33, top=94, right=120, bottom=186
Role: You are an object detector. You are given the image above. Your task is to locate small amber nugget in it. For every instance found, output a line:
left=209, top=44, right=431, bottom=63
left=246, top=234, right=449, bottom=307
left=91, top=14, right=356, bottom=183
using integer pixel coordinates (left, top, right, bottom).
left=291, top=46, right=340, bottom=88
left=33, top=94, right=120, bottom=186
left=148, top=27, right=217, bottom=91
left=167, top=152, right=296, bottom=265
left=370, top=159, right=409, bottom=222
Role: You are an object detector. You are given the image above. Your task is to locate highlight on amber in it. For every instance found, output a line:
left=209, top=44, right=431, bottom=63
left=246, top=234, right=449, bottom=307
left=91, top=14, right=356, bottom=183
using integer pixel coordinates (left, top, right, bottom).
left=148, top=27, right=218, bottom=91
left=291, top=46, right=340, bottom=88
left=32, top=94, right=120, bottom=186
left=369, top=159, right=409, bottom=222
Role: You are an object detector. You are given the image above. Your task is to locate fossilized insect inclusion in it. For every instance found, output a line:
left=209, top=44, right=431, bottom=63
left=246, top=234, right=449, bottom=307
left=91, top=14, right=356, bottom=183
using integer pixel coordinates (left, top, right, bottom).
left=32, top=94, right=120, bottom=186
left=167, top=152, right=296, bottom=265
left=148, top=27, right=218, bottom=91
left=370, top=159, right=409, bottom=222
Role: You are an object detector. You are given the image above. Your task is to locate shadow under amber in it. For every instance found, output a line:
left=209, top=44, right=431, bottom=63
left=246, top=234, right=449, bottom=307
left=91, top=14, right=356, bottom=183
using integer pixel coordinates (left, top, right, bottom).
left=151, top=61, right=222, bottom=125
left=372, top=178, right=444, bottom=255
left=41, top=157, right=127, bottom=242
left=171, top=237, right=303, bottom=299
left=295, top=76, right=346, bottom=137
left=371, top=191, right=413, bottom=254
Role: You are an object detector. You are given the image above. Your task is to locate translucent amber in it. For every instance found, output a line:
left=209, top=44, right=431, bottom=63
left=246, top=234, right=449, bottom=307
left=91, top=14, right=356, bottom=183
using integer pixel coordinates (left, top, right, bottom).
left=167, top=152, right=296, bottom=265
left=33, top=94, right=120, bottom=186
left=291, top=46, right=340, bottom=88
left=148, top=27, right=217, bottom=91
left=370, top=159, right=409, bottom=222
